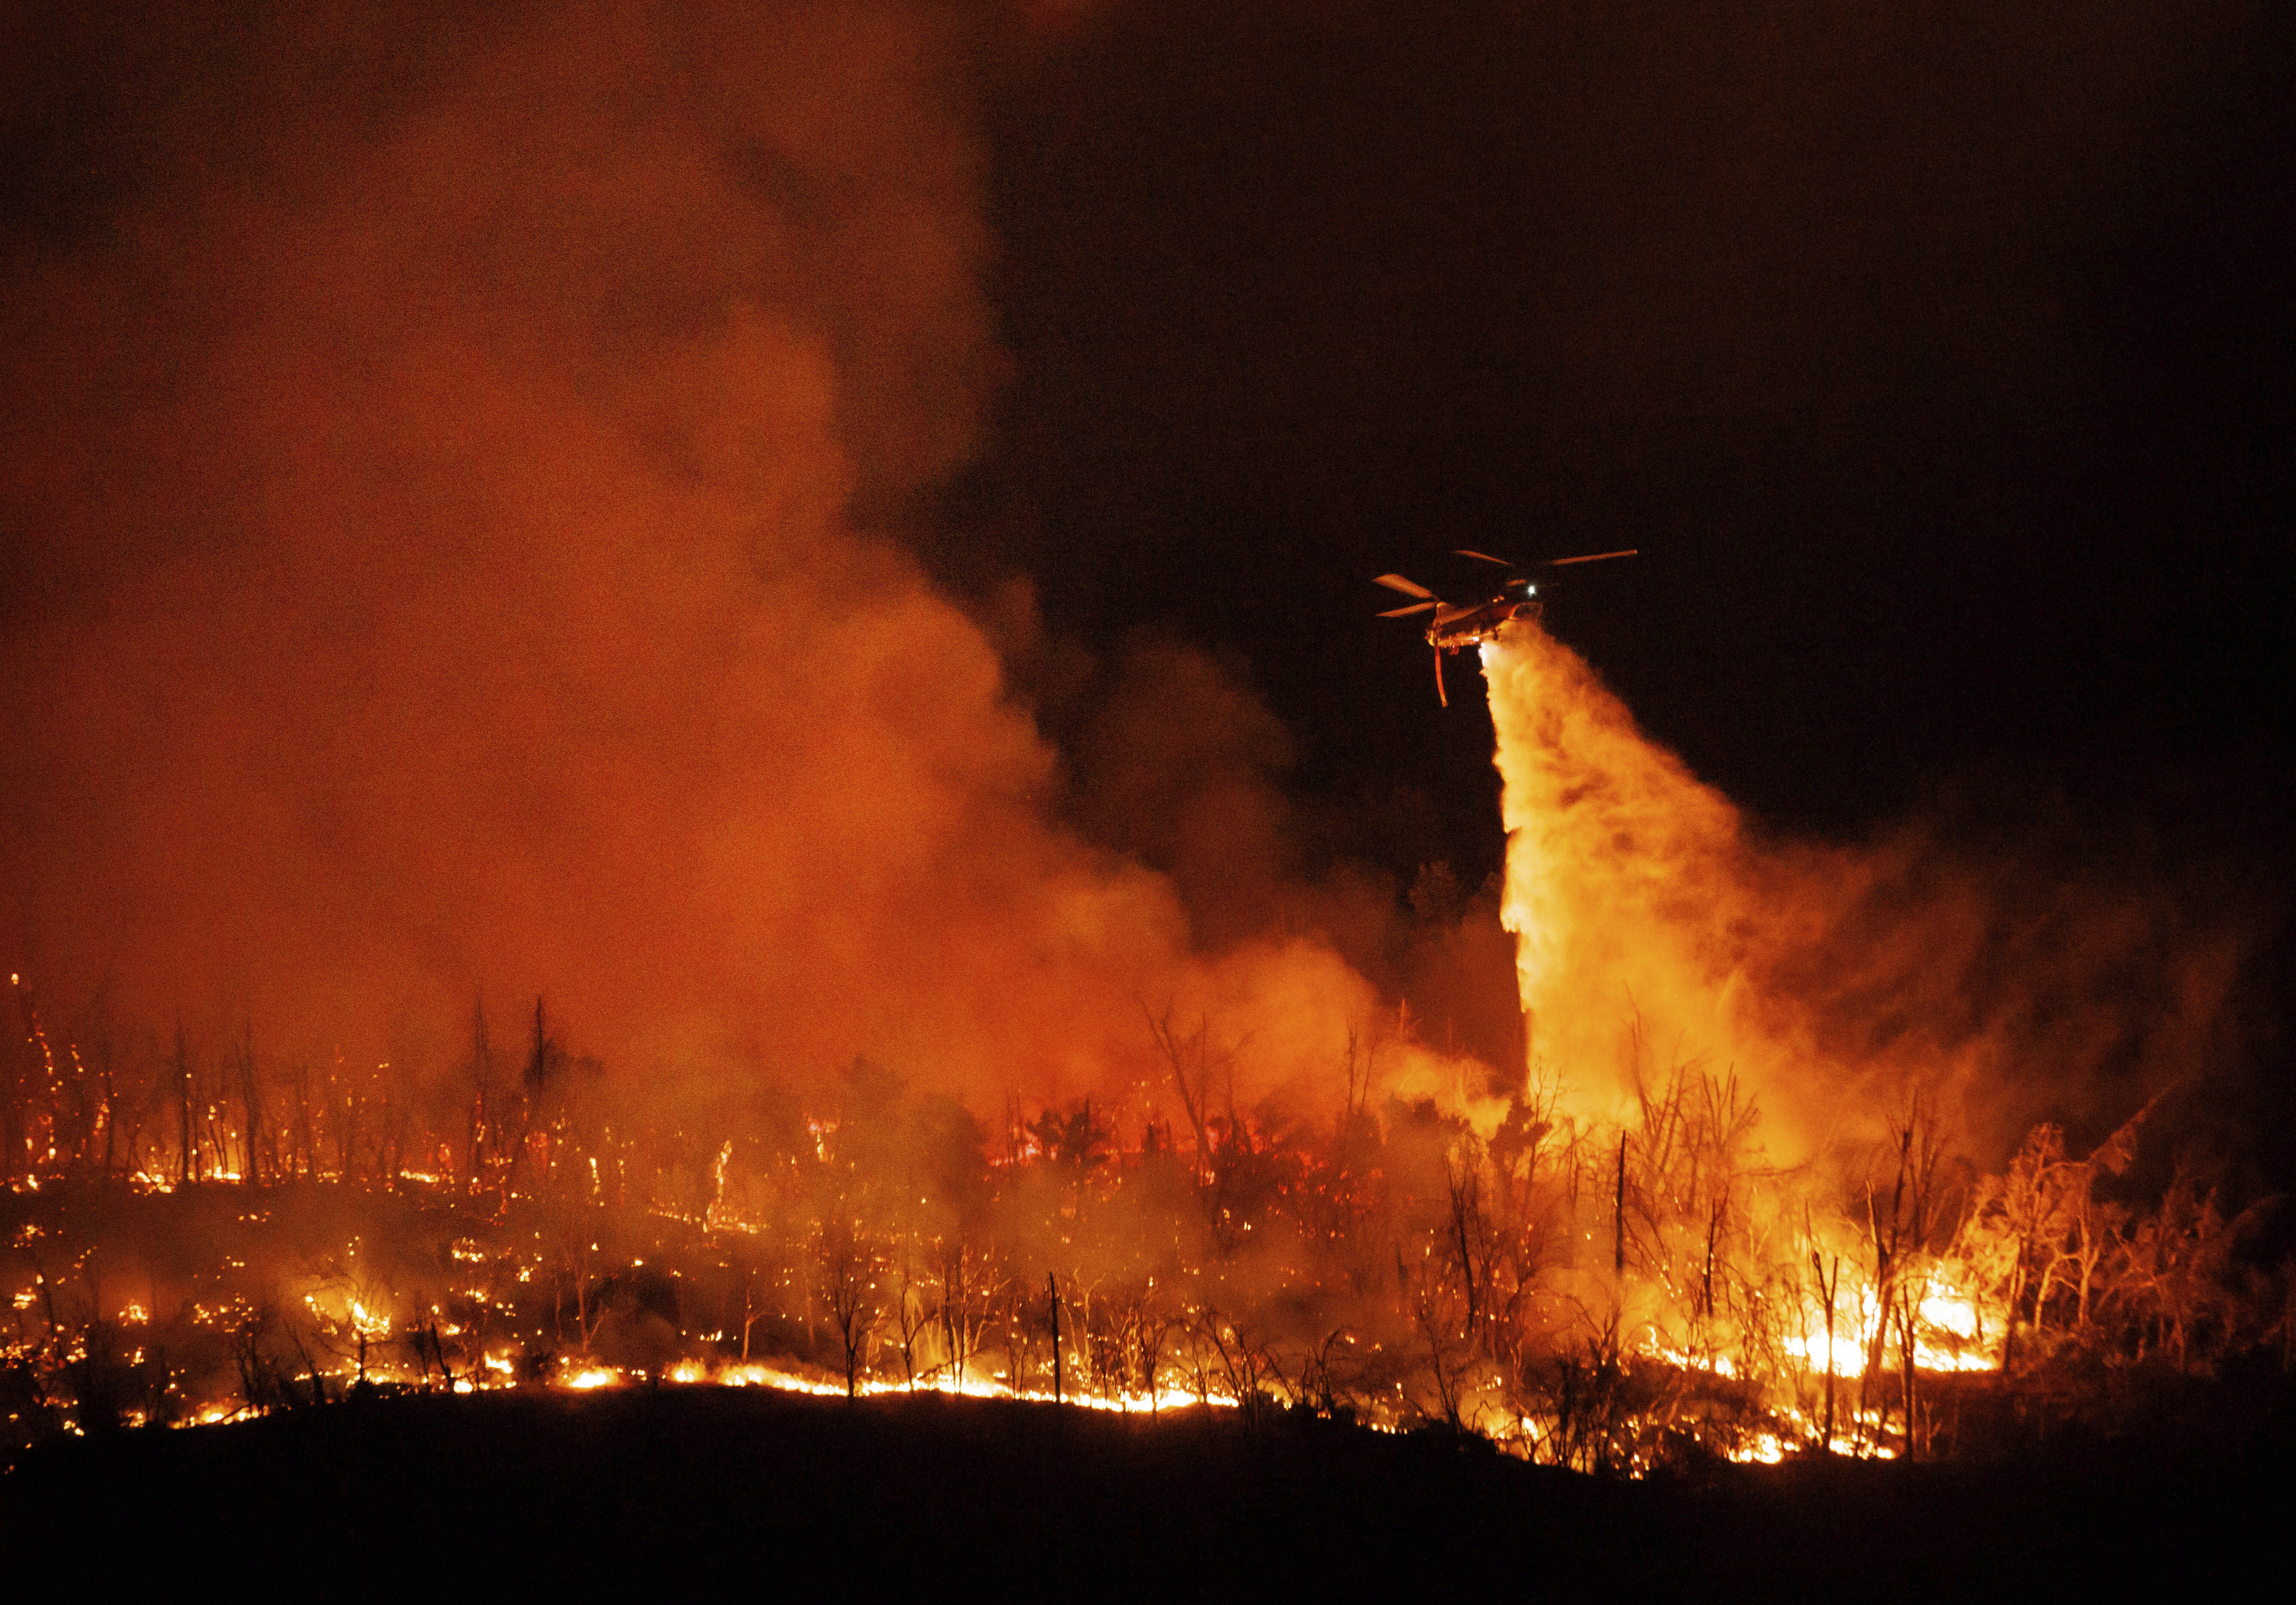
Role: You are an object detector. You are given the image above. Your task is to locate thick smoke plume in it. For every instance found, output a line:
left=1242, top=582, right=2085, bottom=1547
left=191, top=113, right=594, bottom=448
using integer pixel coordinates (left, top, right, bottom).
left=0, top=3, right=1382, bottom=1114
left=0, top=3, right=2259, bottom=1173
left=1484, top=625, right=2247, bottom=1162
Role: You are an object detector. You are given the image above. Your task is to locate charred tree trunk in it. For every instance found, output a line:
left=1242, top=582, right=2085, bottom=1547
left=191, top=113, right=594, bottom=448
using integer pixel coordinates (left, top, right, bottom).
left=1899, top=1291, right=1919, bottom=1460
left=1612, top=1136, right=1627, bottom=1278
left=289, top=1060, right=315, bottom=1181
left=173, top=1025, right=196, bottom=1187
left=233, top=1030, right=263, bottom=1186
left=1810, top=1235, right=1840, bottom=1452
left=467, top=997, right=495, bottom=1197
left=95, top=1039, right=117, bottom=1180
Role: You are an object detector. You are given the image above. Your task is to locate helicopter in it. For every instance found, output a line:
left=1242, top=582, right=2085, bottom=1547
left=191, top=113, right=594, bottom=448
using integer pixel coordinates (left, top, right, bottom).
left=1375, top=547, right=1636, bottom=706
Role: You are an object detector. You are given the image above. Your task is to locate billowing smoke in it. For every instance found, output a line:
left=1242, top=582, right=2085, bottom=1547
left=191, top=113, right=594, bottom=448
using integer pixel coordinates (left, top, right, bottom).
left=0, top=2, right=1388, bottom=1115
left=0, top=2, right=2259, bottom=1177
left=1485, top=624, right=2249, bottom=1163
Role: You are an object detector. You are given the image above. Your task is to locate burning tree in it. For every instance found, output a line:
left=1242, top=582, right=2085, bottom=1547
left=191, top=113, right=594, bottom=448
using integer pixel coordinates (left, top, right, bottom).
left=1, top=956, right=2285, bottom=1465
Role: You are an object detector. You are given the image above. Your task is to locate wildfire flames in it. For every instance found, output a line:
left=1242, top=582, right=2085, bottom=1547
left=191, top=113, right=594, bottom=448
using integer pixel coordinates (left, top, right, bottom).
left=4, top=621, right=2268, bottom=1474
left=0, top=2, right=2276, bottom=1484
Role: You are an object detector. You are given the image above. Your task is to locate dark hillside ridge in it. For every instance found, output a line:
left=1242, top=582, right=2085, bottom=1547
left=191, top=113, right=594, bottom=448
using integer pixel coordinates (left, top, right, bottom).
left=6, top=1388, right=2289, bottom=1596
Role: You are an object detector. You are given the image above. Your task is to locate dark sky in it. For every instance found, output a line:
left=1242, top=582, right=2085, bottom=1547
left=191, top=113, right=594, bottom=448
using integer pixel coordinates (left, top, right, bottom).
left=941, top=1, right=2294, bottom=887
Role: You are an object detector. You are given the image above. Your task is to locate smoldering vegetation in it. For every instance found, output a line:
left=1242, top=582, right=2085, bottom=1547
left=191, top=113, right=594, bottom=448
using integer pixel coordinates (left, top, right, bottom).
left=7, top=610, right=2280, bottom=1469
left=7, top=984, right=2293, bottom=1474
left=2, top=0, right=2289, bottom=1493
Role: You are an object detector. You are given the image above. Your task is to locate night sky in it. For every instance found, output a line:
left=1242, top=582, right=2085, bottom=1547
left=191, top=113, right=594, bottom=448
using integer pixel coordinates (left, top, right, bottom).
left=944, top=3, right=2294, bottom=879
left=1, top=2, right=2290, bottom=1123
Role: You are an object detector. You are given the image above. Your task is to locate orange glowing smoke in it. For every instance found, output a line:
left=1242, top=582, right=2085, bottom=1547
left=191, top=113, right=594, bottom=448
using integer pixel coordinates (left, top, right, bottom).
left=1486, top=620, right=1919, bottom=1157
left=0, top=2, right=1391, bottom=1125
left=1481, top=622, right=2242, bottom=1162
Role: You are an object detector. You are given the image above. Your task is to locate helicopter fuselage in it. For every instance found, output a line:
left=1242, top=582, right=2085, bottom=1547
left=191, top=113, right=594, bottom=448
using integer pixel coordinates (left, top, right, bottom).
left=1375, top=546, right=1631, bottom=708
left=1424, top=595, right=1540, bottom=652
left=1415, top=595, right=1541, bottom=706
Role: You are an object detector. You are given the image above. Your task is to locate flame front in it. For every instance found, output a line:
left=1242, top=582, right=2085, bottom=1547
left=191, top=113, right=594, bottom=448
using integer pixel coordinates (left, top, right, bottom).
left=0, top=627, right=2264, bottom=1472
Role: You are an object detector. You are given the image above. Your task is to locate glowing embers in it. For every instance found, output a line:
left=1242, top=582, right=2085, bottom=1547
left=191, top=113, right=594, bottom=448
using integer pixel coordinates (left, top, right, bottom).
left=0, top=933, right=2259, bottom=1471
left=532, top=1354, right=1179, bottom=1413
left=655, top=1354, right=1220, bottom=1413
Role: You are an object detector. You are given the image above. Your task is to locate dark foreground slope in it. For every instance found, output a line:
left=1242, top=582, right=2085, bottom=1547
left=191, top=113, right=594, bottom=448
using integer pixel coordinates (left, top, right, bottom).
left=5, top=1388, right=2288, bottom=1597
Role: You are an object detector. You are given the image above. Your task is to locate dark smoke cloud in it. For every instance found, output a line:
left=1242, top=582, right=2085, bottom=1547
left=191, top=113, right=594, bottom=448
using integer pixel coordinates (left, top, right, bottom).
left=1063, top=634, right=1299, bottom=955
left=0, top=1, right=1392, bottom=1110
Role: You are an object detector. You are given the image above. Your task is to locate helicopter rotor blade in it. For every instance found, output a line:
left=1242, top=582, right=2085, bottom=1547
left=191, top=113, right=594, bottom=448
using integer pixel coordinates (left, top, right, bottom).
left=1374, top=573, right=1436, bottom=599
left=1544, top=547, right=1639, bottom=567
left=1453, top=549, right=1513, bottom=566
left=1378, top=601, right=1438, bottom=618
left=1434, top=644, right=1448, bottom=708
